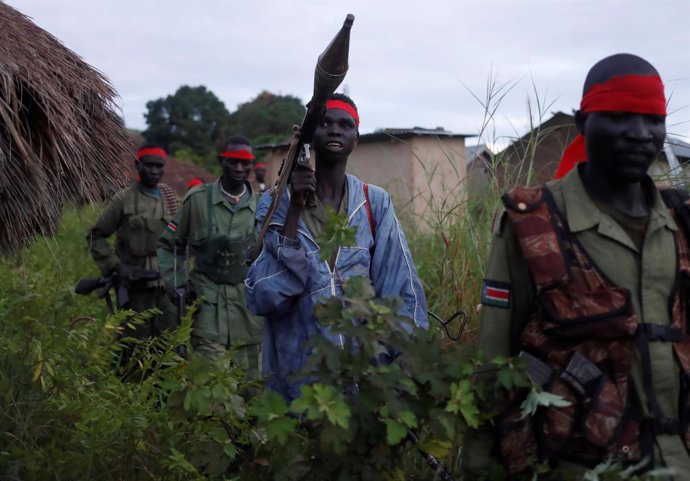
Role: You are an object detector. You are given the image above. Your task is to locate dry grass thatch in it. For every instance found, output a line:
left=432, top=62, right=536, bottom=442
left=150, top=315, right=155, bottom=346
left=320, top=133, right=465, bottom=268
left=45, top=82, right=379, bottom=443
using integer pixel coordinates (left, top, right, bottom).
left=0, top=2, right=130, bottom=252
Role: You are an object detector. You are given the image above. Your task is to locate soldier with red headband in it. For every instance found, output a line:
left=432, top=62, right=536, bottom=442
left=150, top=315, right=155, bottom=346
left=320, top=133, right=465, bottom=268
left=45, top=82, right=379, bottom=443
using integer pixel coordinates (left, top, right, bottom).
left=463, top=54, right=690, bottom=478
left=251, top=162, right=268, bottom=194
left=245, top=94, right=427, bottom=400
left=88, top=142, right=179, bottom=341
left=157, top=135, right=263, bottom=377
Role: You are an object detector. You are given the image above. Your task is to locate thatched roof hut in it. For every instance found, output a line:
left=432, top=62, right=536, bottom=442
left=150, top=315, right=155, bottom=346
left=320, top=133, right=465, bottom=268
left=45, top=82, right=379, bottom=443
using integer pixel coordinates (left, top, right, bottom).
left=0, top=2, right=130, bottom=252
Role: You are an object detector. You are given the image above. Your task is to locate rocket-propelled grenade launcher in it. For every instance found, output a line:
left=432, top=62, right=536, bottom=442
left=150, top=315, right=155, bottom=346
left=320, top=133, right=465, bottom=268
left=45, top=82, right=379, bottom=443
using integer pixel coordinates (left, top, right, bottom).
left=299, top=13, right=354, bottom=144
left=247, top=14, right=354, bottom=264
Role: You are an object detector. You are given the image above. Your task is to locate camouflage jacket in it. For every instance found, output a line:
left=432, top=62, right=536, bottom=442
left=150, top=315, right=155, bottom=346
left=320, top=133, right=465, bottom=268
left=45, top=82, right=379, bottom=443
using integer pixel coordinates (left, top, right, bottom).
left=463, top=168, right=690, bottom=479
left=88, top=183, right=178, bottom=280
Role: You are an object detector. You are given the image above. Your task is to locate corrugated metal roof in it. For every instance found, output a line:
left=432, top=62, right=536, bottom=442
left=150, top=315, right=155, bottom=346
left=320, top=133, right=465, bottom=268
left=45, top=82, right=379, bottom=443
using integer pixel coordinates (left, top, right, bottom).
left=359, top=127, right=473, bottom=143
left=255, top=127, right=474, bottom=150
left=466, top=143, right=489, bottom=160
left=667, top=136, right=690, bottom=160
left=255, top=140, right=290, bottom=151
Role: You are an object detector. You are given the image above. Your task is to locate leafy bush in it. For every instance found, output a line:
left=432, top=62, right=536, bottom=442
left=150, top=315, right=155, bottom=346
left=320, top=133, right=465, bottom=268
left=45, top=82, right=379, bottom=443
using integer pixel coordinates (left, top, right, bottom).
left=249, top=275, right=489, bottom=480
left=0, top=205, right=491, bottom=480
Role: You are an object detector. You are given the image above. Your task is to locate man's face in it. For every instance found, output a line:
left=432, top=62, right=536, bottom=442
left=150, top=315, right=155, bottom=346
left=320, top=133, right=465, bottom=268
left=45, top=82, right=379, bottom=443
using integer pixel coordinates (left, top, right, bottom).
left=312, top=108, right=358, bottom=162
left=581, top=111, right=666, bottom=183
left=136, top=155, right=165, bottom=188
left=220, top=144, right=253, bottom=187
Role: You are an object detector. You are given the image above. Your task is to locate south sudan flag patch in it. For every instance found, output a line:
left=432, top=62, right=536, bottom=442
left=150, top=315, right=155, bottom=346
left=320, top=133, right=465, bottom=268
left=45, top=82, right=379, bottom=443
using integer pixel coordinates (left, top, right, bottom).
left=166, top=221, right=177, bottom=233
left=481, top=280, right=510, bottom=309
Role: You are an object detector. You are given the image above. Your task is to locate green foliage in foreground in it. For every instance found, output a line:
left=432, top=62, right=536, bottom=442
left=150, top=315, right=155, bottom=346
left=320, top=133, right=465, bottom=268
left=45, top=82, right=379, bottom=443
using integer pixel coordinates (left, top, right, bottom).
left=0, top=210, right=487, bottom=479
left=250, top=275, right=487, bottom=480
left=0, top=206, right=487, bottom=480
left=0, top=206, right=671, bottom=481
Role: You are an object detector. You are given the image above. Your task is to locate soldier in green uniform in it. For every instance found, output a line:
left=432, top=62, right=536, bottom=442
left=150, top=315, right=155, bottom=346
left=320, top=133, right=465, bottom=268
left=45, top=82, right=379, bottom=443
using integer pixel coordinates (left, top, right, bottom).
left=463, top=54, right=690, bottom=479
left=87, top=143, right=179, bottom=339
left=157, top=135, right=263, bottom=378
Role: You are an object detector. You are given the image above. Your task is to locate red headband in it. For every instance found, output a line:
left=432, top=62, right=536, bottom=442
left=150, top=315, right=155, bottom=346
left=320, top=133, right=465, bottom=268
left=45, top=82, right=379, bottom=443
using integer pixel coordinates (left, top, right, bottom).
left=326, top=99, right=360, bottom=127
left=554, top=74, right=666, bottom=179
left=220, top=149, right=254, bottom=160
left=137, top=147, right=167, bottom=160
left=254, top=162, right=267, bottom=169
left=187, top=178, right=203, bottom=189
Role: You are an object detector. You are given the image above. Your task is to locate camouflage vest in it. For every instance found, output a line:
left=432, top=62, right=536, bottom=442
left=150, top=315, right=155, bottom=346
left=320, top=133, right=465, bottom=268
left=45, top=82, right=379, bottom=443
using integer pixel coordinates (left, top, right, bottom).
left=118, top=184, right=176, bottom=264
left=194, top=186, right=256, bottom=285
left=497, top=185, right=690, bottom=474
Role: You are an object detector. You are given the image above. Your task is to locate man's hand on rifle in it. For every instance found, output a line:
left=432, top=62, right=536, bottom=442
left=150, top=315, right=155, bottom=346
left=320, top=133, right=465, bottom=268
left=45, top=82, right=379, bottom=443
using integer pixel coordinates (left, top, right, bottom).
left=116, top=263, right=160, bottom=284
left=290, top=164, right=316, bottom=208
left=283, top=164, right=316, bottom=240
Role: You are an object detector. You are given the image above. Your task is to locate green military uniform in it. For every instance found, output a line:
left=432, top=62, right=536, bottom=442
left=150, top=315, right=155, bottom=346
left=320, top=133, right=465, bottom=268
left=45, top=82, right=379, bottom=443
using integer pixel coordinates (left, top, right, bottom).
left=157, top=179, right=263, bottom=378
left=300, top=181, right=348, bottom=238
left=87, top=183, right=178, bottom=337
left=464, top=167, right=690, bottom=479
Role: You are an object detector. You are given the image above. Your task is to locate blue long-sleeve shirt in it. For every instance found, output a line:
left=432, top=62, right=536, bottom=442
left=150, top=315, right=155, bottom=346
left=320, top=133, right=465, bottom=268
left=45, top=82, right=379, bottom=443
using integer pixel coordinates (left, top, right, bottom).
left=245, top=174, right=428, bottom=400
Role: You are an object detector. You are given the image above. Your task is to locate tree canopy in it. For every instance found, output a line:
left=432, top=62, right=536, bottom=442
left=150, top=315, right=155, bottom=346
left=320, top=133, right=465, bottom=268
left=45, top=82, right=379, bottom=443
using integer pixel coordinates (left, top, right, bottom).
left=228, top=91, right=305, bottom=146
left=143, top=85, right=231, bottom=161
left=142, top=87, right=305, bottom=171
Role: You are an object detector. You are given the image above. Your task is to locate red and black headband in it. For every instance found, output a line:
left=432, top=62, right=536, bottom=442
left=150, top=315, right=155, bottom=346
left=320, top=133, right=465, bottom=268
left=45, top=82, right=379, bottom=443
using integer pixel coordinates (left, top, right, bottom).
left=220, top=149, right=254, bottom=160
left=254, top=162, right=267, bottom=169
left=554, top=74, right=667, bottom=179
left=326, top=99, right=360, bottom=127
left=137, top=147, right=167, bottom=160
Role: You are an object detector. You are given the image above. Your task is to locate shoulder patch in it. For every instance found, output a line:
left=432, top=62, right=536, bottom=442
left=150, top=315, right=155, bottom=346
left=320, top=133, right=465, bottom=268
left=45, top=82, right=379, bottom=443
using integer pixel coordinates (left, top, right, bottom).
left=165, top=220, right=178, bottom=233
left=481, top=279, right=511, bottom=309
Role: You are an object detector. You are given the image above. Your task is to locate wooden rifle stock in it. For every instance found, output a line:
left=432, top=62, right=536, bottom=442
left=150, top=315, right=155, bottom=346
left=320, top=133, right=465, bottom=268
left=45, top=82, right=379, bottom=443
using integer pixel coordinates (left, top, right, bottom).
left=246, top=14, right=354, bottom=264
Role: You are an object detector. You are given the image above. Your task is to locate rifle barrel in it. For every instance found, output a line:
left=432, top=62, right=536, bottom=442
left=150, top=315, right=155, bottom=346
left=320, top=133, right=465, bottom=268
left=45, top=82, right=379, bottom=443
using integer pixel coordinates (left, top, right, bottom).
left=75, top=275, right=113, bottom=295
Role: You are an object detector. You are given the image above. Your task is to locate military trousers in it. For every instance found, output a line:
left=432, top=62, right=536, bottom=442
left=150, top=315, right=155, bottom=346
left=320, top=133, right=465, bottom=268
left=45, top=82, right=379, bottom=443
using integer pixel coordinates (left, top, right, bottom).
left=120, top=286, right=178, bottom=339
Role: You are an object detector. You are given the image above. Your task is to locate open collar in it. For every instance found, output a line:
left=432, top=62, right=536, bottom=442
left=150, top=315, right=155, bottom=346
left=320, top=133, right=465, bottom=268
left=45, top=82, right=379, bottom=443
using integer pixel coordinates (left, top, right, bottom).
left=558, top=167, right=677, bottom=251
left=211, top=179, right=256, bottom=212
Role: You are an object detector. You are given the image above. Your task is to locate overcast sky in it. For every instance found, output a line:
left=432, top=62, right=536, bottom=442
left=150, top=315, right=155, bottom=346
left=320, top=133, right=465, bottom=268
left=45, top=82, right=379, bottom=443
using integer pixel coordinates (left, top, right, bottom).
left=8, top=0, right=690, bottom=149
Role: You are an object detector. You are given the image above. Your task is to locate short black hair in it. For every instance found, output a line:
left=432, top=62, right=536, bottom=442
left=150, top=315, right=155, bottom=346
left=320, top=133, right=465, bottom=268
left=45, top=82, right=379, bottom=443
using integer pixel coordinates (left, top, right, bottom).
left=140, top=141, right=164, bottom=150
left=582, top=53, right=659, bottom=95
left=223, top=134, right=252, bottom=150
left=329, top=92, right=358, bottom=112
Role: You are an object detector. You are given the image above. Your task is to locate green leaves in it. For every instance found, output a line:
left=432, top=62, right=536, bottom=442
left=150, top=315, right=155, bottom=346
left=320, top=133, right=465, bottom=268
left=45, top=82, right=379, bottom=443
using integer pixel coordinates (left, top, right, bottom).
left=383, top=419, right=408, bottom=445
left=492, top=355, right=531, bottom=391
left=291, top=384, right=351, bottom=429
left=520, top=387, right=572, bottom=419
left=0, top=204, right=632, bottom=481
left=250, top=390, right=297, bottom=446
left=287, top=274, right=481, bottom=479
left=143, top=85, right=232, bottom=165
left=446, top=380, right=480, bottom=428
left=416, top=438, right=452, bottom=459
left=229, top=91, right=305, bottom=145
left=379, top=407, right=417, bottom=446
left=314, top=208, right=357, bottom=264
